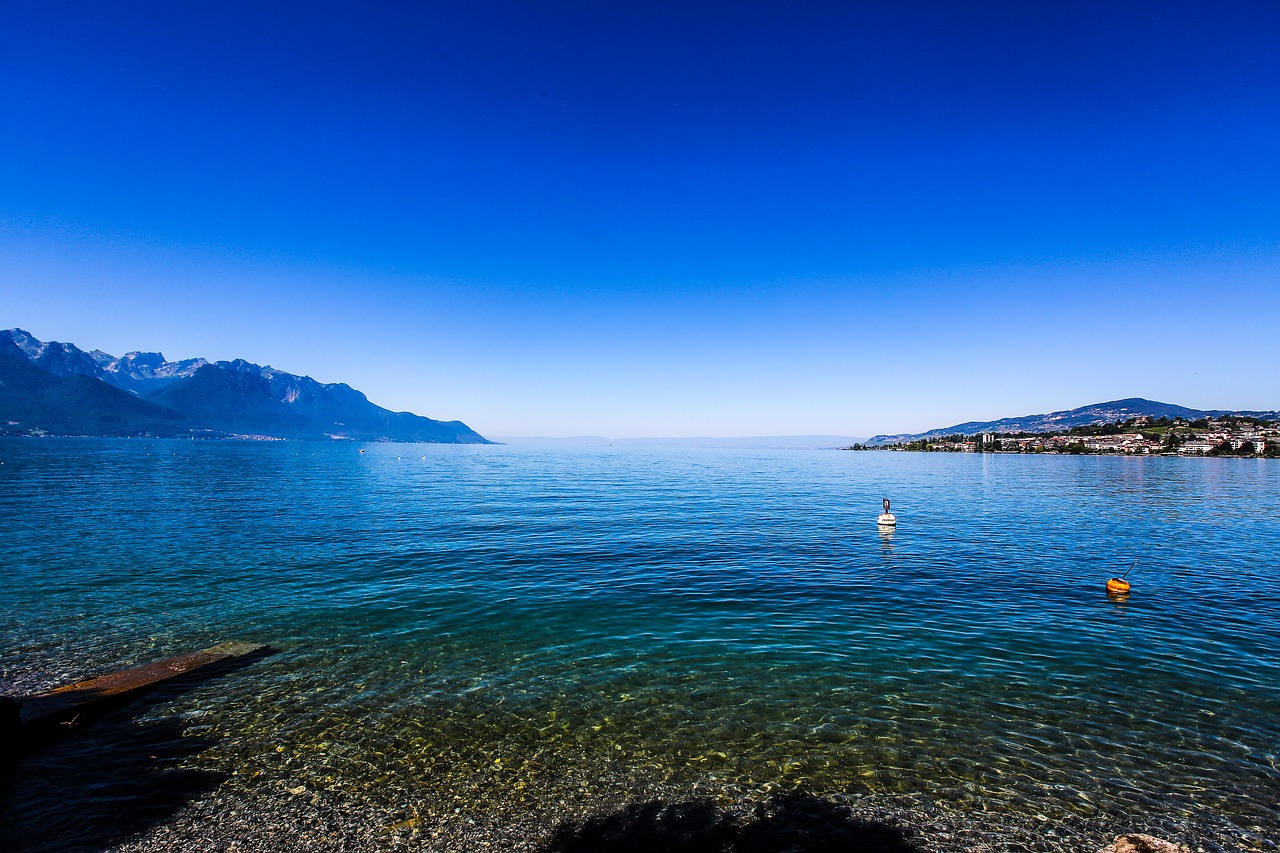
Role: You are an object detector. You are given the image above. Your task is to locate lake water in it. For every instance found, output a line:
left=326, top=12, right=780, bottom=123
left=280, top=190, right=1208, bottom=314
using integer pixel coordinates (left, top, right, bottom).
left=1, top=439, right=1277, bottom=851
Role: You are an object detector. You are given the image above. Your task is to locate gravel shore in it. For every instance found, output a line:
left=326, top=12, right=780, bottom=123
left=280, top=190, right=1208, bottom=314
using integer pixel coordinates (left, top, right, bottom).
left=33, top=776, right=1268, bottom=853
left=2, top=672, right=1273, bottom=852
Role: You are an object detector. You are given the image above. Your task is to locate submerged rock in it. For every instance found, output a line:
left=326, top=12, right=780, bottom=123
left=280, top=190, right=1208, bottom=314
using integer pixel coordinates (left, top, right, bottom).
left=1099, top=833, right=1191, bottom=853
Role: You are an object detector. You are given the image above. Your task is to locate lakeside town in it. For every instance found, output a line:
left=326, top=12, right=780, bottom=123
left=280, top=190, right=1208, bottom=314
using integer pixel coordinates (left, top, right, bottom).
left=849, top=415, right=1280, bottom=456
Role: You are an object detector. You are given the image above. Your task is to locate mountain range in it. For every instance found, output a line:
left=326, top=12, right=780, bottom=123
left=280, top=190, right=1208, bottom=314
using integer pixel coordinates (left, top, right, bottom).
left=867, top=397, right=1280, bottom=445
left=0, top=328, right=491, bottom=443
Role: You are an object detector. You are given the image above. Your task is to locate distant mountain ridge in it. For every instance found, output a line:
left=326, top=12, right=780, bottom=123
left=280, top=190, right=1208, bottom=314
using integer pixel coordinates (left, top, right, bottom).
left=0, top=328, right=491, bottom=443
left=0, top=335, right=187, bottom=437
left=868, top=397, right=1280, bottom=445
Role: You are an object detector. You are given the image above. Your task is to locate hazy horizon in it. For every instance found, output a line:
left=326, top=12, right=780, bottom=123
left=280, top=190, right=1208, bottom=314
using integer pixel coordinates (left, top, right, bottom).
left=490, top=434, right=868, bottom=447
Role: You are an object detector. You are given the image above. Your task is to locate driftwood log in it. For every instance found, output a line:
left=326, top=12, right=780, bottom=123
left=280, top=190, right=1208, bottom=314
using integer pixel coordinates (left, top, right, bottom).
left=2, top=641, right=267, bottom=763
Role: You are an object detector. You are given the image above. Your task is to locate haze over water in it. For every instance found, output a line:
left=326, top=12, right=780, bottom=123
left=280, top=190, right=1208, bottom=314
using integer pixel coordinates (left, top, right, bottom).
left=2, top=439, right=1277, bottom=850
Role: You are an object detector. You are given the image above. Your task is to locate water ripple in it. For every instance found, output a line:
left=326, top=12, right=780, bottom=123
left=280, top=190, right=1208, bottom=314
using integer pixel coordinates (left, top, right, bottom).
left=1, top=440, right=1277, bottom=847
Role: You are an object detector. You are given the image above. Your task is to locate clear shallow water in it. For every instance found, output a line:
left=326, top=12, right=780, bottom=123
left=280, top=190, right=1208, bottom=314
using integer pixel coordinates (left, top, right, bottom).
left=1, top=439, right=1277, bottom=849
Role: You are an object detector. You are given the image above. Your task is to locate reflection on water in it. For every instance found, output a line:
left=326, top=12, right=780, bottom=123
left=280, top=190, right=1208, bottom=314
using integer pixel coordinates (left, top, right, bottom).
left=1105, top=589, right=1131, bottom=611
left=1, top=440, right=1277, bottom=850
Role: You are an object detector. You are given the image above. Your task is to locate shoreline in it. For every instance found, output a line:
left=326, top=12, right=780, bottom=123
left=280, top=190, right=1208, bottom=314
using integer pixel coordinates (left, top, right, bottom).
left=92, top=782, right=1262, bottom=853
left=5, top=723, right=1269, bottom=853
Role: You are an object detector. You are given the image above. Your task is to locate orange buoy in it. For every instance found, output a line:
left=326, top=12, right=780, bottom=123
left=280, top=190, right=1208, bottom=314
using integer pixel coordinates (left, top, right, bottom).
left=1106, top=558, right=1139, bottom=593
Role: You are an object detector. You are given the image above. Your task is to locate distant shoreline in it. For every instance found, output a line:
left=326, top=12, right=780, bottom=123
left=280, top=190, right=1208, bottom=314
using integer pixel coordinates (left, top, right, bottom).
left=851, top=414, right=1279, bottom=458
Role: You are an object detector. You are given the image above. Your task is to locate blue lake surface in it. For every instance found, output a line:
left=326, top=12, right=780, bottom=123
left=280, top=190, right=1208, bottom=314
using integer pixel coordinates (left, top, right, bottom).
left=1, top=439, right=1277, bottom=849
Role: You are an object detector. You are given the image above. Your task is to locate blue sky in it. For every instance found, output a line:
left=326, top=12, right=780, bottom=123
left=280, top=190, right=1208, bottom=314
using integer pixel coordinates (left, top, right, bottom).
left=2, top=2, right=1277, bottom=437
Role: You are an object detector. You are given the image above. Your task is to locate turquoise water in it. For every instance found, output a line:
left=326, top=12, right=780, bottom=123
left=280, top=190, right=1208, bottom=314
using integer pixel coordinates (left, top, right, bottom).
left=1, top=439, right=1277, bottom=849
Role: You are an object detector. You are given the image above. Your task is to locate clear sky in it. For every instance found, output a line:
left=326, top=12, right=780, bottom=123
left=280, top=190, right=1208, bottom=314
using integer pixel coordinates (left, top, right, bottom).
left=2, top=2, right=1277, bottom=438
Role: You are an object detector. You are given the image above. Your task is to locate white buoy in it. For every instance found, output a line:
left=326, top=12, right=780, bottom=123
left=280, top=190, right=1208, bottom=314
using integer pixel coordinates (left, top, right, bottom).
left=877, top=497, right=897, bottom=526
